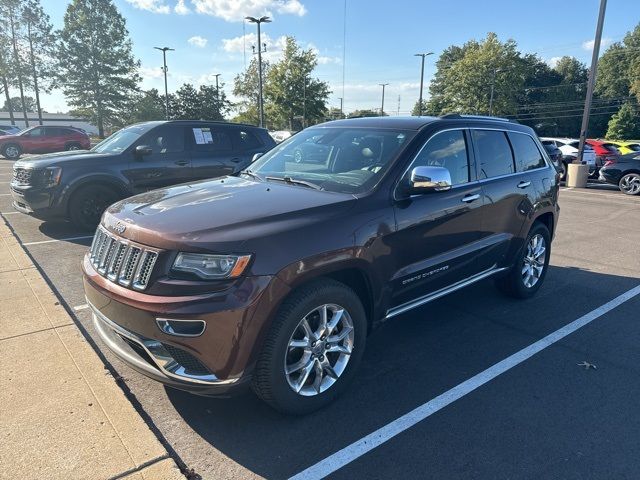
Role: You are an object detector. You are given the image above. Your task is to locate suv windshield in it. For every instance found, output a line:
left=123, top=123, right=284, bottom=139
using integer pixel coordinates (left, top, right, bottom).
left=92, top=129, right=142, bottom=154
left=247, top=127, right=414, bottom=194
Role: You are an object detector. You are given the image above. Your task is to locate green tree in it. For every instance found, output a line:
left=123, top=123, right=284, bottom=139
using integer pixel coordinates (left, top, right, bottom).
left=596, top=24, right=640, bottom=101
left=114, top=88, right=164, bottom=127
left=233, top=57, right=269, bottom=126
left=58, top=0, right=140, bottom=137
left=347, top=109, right=378, bottom=118
left=197, top=84, right=230, bottom=120
left=326, top=107, right=345, bottom=120
left=411, top=100, right=429, bottom=116
left=22, top=0, right=57, bottom=125
left=172, top=83, right=200, bottom=119
left=606, top=102, right=640, bottom=139
left=264, top=36, right=330, bottom=130
left=2, top=95, right=36, bottom=112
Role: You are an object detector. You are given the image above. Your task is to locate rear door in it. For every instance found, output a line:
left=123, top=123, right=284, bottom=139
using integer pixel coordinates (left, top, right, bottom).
left=187, top=124, right=237, bottom=180
left=229, top=127, right=269, bottom=171
left=473, top=129, right=545, bottom=271
left=126, top=124, right=191, bottom=193
left=44, top=127, right=68, bottom=152
left=387, top=128, right=486, bottom=309
left=20, top=127, right=48, bottom=153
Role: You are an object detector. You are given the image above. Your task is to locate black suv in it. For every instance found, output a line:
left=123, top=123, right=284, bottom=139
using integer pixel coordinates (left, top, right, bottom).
left=83, top=115, right=559, bottom=414
left=10, top=120, right=275, bottom=229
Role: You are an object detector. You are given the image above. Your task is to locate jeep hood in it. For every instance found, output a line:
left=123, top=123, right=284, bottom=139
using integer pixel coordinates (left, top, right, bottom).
left=103, top=175, right=357, bottom=250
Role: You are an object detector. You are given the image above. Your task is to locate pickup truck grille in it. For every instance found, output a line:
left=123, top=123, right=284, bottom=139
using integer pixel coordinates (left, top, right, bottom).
left=13, top=168, right=32, bottom=185
left=89, top=226, right=159, bottom=291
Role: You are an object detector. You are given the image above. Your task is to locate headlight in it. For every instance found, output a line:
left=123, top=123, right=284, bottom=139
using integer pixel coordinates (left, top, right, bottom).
left=172, top=253, right=251, bottom=280
left=43, top=166, right=62, bottom=187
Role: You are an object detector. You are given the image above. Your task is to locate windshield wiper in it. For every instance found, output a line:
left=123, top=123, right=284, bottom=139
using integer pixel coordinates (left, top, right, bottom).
left=241, top=170, right=263, bottom=181
left=265, top=176, right=322, bottom=190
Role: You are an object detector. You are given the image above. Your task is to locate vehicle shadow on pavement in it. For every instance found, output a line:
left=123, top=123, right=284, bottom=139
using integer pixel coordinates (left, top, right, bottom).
left=164, top=265, right=640, bottom=479
left=37, top=220, right=94, bottom=241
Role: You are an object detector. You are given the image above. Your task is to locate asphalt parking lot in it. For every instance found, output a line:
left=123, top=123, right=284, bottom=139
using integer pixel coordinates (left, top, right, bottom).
left=2, top=156, right=640, bottom=480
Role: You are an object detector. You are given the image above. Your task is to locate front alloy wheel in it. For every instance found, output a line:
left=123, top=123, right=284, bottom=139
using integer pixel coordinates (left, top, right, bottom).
left=285, top=304, right=354, bottom=396
left=619, top=173, right=640, bottom=195
left=3, top=144, right=21, bottom=159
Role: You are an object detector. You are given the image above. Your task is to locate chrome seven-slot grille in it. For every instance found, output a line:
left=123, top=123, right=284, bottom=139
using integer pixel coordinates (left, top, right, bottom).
left=13, top=168, right=32, bottom=185
left=89, top=226, right=159, bottom=290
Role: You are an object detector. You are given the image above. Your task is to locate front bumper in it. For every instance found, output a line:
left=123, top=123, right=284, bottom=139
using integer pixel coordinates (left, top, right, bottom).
left=83, top=255, right=291, bottom=396
left=10, top=183, right=64, bottom=219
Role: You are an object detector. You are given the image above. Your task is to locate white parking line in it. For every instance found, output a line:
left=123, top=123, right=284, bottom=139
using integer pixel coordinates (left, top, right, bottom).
left=0, top=193, right=11, bottom=196
left=290, top=284, right=640, bottom=480
left=73, top=304, right=89, bottom=311
left=0, top=211, right=18, bottom=215
left=22, top=235, right=93, bottom=246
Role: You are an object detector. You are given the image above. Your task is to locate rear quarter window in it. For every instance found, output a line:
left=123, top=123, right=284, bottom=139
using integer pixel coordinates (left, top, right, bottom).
left=507, top=132, right=547, bottom=172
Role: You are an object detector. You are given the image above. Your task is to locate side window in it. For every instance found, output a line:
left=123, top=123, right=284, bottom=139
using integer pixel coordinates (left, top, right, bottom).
left=28, top=127, right=45, bottom=137
left=408, top=130, right=470, bottom=185
left=508, top=132, right=546, bottom=172
left=472, top=130, right=515, bottom=179
left=142, top=126, right=185, bottom=154
left=190, top=126, right=232, bottom=153
left=234, top=129, right=262, bottom=152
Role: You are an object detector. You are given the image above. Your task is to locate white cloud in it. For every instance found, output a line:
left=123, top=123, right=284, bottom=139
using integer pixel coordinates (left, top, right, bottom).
left=188, top=35, right=208, bottom=48
left=222, top=33, right=287, bottom=60
left=317, top=55, right=342, bottom=65
left=124, top=0, right=170, bottom=14
left=582, top=37, right=612, bottom=51
left=140, top=66, right=165, bottom=79
left=547, top=56, right=563, bottom=68
left=175, top=0, right=190, bottom=14
left=192, top=0, right=306, bottom=22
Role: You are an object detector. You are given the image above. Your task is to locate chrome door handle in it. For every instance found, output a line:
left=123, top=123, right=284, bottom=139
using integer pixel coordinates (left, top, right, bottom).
left=461, top=194, right=480, bottom=203
left=517, top=181, right=531, bottom=188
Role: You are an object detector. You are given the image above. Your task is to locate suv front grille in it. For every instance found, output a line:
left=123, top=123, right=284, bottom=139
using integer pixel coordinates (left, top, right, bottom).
left=89, top=226, right=159, bottom=290
left=13, top=168, right=33, bottom=185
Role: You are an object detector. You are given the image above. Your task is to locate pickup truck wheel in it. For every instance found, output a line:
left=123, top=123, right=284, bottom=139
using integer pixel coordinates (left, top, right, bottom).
left=69, top=185, right=119, bottom=230
left=252, top=279, right=367, bottom=415
left=2, top=143, right=21, bottom=160
left=495, top=222, right=550, bottom=299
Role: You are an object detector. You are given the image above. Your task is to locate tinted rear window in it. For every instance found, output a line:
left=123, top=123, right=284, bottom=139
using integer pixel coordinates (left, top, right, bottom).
left=472, top=130, right=515, bottom=179
left=508, top=132, right=546, bottom=172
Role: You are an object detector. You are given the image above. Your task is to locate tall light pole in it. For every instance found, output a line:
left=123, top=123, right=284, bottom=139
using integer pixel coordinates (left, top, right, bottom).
left=212, top=73, right=221, bottom=99
left=246, top=16, right=271, bottom=128
left=414, top=52, right=433, bottom=116
left=154, top=46, right=174, bottom=120
left=379, top=83, right=389, bottom=117
left=488, top=67, right=503, bottom=116
left=338, top=97, right=343, bottom=118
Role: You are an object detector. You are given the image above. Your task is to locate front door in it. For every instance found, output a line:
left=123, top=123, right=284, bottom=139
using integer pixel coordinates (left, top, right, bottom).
left=387, top=128, right=486, bottom=309
left=20, top=127, right=48, bottom=153
left=126, top=125, right=191, bottom=193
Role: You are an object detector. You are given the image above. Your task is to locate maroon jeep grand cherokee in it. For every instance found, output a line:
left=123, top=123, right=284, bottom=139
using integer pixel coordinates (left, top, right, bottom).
left=83, top=115, right=559, bottom=414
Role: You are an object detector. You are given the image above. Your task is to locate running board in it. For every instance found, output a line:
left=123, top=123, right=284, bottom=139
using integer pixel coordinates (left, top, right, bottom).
left=385, top=265, right=509, bottom=319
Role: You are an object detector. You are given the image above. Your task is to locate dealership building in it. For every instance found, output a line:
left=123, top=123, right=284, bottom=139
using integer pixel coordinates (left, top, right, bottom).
left=0, top=112, right=98, bottom=135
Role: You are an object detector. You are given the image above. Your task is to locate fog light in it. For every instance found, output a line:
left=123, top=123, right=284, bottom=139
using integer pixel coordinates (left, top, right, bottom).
left=156, top=318, right=206, bottom=337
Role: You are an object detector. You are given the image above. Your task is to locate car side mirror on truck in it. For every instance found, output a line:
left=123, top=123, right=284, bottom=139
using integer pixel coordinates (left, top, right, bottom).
left=407, top=166, right=452, bottom=195
left=134, top=145, right=153, bottom=158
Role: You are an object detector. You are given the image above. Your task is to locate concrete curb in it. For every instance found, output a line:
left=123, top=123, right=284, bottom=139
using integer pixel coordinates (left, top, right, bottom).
left=0, top=218, right=184, bottom=480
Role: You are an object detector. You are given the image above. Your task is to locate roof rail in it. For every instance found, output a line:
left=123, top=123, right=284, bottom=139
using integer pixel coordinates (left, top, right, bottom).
left=440, top=113, right=515, bottom=123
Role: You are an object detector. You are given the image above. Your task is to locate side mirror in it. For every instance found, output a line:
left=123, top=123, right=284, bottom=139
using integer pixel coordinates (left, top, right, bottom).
left=408, top=166, right=452, bottom=194
left=251, top=152, right=264, bottom=162
left=134, top=145, right=153, bottom=158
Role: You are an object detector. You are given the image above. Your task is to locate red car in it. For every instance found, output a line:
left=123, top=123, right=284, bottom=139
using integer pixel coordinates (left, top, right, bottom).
left=586, top=139, right=621, bottom=167
left=0, top=125, right=90, bottom=160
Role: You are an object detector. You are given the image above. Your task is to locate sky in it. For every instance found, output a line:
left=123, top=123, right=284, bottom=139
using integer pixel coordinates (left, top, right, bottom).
left=36, top=0, right=640, bottom=116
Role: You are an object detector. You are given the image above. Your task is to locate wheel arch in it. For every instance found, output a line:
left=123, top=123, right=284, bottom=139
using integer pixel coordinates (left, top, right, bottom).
left=61, top=175, right=130, bottom=216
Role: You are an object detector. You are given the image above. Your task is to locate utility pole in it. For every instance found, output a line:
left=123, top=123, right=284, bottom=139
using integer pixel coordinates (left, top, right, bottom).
left=338, top=97, right=343, bottom=118
left=302, top=77, right=307, bottom=129
left=577, top=0, right=607, bottom=166
left=414, top=52, right=433, bottom=116
left=246, top=16, right=271, bottom=128
left=212, top=73, right=221, bottom=98
left=154, top=46, right=174, bottom=120
left=397, top=94, right=401, bottom=116
left=489, top=67, right=502, bottom=116
left=379, top=83, right=389, bottom=117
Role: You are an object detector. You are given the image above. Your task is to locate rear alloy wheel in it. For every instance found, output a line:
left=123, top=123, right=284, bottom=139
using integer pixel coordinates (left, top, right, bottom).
left=252, top=279, right=367, bottom=415
left=619, top=173, right=640, bottom=195
left=2, top=144, right=21, bottom=160
left=495, top=222, right=551, bottom=299
left=66, top=142, right=82, bottom=151
left=69, top=185, right=119, bottom=230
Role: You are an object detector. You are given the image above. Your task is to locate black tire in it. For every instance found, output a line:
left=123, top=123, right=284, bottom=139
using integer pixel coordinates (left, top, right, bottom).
left=2, top=143, right=22, bottom=160
left=495, top=222, right=551, bottom=299
left=65, top=142, right=82, bottom=151
left=252, top=278, right=367, bottom=415
left=68, top=185, right=120, bottom=230
left=559, top=162, right=568, bottom=182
